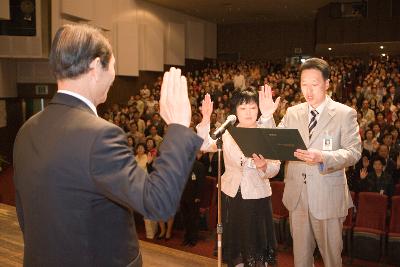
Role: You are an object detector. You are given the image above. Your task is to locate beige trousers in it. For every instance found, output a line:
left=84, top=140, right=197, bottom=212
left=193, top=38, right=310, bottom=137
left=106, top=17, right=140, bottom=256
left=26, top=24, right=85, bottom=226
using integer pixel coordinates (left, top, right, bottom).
left=289, top=184, right=345, bottom=267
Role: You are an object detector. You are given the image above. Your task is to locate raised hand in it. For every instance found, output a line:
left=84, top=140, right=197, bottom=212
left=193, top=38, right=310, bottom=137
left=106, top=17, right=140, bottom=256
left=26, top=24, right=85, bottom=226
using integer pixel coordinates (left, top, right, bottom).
left=160, top=67, right=191, bottom=127
left=259, top=84, right=280, bottom=117
left=200, top=93, right=213, bottom=125
left=147, top=152, right=154, bottom=164
left=360, top=168, right=368, bottom=179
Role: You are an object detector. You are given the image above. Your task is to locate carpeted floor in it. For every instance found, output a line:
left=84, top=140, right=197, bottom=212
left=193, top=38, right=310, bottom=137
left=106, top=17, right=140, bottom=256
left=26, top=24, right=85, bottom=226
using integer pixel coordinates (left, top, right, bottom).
left=135, top=217, right=396, bottom=267
left=1, top=167, right=397, bottom=267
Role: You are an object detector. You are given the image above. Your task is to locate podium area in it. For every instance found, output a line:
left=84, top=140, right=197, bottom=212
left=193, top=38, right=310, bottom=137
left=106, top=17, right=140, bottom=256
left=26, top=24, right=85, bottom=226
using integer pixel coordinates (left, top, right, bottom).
left=0, top=203, right=218, bottom=267
left=1, top=201, right=394, bottom=267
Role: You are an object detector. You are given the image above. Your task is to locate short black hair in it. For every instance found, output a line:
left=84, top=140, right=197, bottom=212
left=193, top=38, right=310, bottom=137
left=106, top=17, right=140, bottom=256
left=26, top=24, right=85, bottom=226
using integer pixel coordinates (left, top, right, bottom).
left=299, top=58, right=330, bottom=81
left=49, top=24, right=112, bottom=80
left=230, top=88, right=259, bottom=115
left=361, top=149, right=371, bottom=159
left=383, top=133, right=393, bottom=140
left=372, top=155, right=386, bottom=166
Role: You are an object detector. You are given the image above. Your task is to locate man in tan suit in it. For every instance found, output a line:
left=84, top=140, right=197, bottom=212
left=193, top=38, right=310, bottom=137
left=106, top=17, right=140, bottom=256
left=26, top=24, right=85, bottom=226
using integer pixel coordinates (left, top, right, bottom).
left=278, top=58, right=361, bottom=267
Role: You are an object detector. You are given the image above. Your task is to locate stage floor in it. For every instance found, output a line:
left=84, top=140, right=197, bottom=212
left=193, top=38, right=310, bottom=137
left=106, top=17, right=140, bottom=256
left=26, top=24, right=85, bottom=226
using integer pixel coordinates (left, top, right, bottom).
left=0, top=203, right=219, bottom=267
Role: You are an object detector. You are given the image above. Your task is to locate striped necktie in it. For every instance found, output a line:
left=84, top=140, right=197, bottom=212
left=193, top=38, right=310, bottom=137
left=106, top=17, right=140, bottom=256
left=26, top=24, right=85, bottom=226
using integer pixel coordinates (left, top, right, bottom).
left=308, top=109, right=318, bottom=138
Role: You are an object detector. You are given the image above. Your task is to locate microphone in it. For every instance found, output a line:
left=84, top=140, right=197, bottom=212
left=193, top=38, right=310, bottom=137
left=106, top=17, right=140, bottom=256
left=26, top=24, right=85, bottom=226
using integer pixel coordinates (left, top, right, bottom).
left=211, top=115, right=237, bottom=140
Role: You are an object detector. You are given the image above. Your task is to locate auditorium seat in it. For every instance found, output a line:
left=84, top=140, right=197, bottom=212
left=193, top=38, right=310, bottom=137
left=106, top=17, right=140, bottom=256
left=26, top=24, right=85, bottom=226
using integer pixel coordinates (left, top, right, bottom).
left=387, top=196, right=400, bottom=266
left=394, top=183, right=400, bottom=196
left=351, top=192, right=388, bottom=262
left=270, top=181, right=289, bottom=245
left=342, top=191, right=356, bottom=257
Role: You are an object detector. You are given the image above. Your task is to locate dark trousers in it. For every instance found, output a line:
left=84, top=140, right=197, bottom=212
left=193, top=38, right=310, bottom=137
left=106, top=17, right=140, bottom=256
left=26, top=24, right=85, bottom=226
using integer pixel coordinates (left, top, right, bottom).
left=181, top=200, right=200, bottom=241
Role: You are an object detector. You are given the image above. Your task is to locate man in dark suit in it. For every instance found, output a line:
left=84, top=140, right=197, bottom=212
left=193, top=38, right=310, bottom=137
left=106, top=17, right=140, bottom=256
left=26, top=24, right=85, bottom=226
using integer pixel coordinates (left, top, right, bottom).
left=13, top=24, right=202, bottom=267
left=180, top=152, right=206, bottom=246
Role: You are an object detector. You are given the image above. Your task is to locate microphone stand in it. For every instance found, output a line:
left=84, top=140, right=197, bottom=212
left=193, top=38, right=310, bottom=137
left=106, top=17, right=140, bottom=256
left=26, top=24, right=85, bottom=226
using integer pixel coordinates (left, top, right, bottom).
left=216, top=137, right=223, bottom=267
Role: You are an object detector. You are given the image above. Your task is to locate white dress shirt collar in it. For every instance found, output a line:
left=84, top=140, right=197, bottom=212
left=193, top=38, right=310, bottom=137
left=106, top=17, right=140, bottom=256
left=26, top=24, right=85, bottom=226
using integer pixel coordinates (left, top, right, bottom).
left=308, top=96, right=328, bottom=120
left=58, top=90, right=98, bottom=117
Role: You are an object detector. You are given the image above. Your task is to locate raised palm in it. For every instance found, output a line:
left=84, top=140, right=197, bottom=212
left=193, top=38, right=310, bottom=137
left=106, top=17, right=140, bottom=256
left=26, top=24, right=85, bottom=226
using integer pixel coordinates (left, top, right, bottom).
left=259, top=84, right=280, bottom=117
left=200, top=93, right=213, bottom=124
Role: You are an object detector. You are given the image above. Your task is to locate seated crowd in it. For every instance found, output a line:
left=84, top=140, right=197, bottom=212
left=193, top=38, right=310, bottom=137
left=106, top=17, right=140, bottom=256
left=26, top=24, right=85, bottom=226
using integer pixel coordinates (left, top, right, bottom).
left=100, top=56, right=400, bottom=245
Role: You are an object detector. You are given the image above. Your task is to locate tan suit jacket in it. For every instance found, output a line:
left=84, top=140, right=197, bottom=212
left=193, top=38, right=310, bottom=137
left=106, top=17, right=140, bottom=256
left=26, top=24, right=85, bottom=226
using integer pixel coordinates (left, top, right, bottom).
left=279, top=97, right=361, bottom=220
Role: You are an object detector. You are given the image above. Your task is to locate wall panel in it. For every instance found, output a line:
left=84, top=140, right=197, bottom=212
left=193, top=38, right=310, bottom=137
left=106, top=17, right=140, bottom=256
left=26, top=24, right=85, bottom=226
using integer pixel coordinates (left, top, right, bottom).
left=205, top=22, right=217, bottom=59
left=218, top=20, right=315, bottom=60
left=93, top=0, right=113, bottom=30
left=61, top=0, right=93, bottom=21
left=186, top=21, right=204, bottom=60
left=0, top=0, right=10, bottom=20
left=139, top=24, right=163, bottom=71
left=0, top=59, right=17, bottom=98
left=165, top=23, right=185, bottom=66
left=116, top=21, right=139, bottom=76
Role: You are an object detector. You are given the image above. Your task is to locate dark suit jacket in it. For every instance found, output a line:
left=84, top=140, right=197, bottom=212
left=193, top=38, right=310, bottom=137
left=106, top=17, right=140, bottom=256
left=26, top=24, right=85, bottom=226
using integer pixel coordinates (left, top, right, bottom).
left=181, top=160, right=206, bottom=204
left=200, top=152, right=224, bottom=178
left=13, top=93, right=202, bottom=267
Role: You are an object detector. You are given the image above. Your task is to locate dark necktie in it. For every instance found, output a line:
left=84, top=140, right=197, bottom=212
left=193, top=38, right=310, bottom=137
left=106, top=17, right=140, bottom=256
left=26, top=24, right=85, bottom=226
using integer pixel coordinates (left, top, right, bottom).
left=308, top=109, right=318, bottom=138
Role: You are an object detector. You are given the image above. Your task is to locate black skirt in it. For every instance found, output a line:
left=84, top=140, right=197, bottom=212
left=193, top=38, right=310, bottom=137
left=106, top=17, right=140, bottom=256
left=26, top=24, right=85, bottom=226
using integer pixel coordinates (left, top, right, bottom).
left=222, top=189, right=276, bottom=267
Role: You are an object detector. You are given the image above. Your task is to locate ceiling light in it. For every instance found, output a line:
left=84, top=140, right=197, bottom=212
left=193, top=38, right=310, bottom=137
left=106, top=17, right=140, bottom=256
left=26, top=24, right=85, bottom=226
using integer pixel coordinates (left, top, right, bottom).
left=380, top=46, right=384, bottom=49
left=381, top=53, right=386, bottom=57
left=328, top=47, right=332, bottom=51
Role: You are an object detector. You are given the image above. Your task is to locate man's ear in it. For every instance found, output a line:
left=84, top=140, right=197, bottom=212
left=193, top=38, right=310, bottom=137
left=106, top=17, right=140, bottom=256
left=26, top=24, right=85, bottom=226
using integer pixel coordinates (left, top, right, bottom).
left=89, top=57, right=101, bottom=80
left=325, top=79, right=330, bottom=90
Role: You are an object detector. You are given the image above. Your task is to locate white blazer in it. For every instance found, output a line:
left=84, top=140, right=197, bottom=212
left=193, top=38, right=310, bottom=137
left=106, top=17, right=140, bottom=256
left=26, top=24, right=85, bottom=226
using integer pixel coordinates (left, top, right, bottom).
left=196, top=116, right=280, bottom=199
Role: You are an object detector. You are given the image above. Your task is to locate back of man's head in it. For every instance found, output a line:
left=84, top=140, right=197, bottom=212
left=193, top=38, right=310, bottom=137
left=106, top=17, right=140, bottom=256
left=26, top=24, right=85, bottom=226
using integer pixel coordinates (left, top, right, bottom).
left=49, top=24, right=112, bottom=80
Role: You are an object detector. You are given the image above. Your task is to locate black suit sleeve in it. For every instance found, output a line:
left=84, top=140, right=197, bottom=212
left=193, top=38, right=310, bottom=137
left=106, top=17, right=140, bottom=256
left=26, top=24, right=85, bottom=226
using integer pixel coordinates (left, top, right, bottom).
left=90, top=124, right=203, bottom=221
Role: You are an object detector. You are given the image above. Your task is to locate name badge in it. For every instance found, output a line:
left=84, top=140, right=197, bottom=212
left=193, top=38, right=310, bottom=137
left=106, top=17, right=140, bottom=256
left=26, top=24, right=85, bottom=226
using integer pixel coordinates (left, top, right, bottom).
left=247, top=159, right=256, bottom=169
left=322, top=137, right=333, bottom=151
left=191, top=173, right=197, bottom=181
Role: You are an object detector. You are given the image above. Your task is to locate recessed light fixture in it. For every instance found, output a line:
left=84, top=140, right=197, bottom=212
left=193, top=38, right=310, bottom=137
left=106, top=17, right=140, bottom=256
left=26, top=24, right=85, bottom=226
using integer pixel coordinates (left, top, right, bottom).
left=380, top=46, right=384, bottom=49
left=382, top=53, right=386, bottom=57
left=328, top=47, right=332, bottom=51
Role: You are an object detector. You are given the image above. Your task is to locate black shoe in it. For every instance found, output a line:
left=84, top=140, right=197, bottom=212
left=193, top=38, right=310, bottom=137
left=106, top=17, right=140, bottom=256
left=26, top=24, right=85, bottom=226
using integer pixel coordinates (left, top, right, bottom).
left=188, top=240, right=197, bottom=247
left=156, top=233, right=165, bottom=240
left=181, top=239, right=190, bottom=246
left=266, top=248, right=277, bottom=265
left=186, top=238, right=197, bottom=247
left=165, top=234, right=172, bottom=241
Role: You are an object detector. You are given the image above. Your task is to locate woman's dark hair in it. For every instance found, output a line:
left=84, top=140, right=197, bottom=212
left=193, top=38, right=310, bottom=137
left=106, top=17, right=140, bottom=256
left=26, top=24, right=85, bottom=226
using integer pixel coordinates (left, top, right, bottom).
left=230, top=88, right=259, bottom=115
left=49, top=24, right=112, bottom=80
left=145, top=137, right=156, bottom=148
left=364, top=128, right=373, bottom=137
left=361, top=149, right=371, bottom=159
left=135, top=143, right=146, bottom=152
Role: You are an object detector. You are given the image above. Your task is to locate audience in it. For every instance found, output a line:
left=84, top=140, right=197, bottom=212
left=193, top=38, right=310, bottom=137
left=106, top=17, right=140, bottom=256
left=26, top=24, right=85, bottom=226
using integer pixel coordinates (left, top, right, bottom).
left=101, top=55, right=400, bottom=247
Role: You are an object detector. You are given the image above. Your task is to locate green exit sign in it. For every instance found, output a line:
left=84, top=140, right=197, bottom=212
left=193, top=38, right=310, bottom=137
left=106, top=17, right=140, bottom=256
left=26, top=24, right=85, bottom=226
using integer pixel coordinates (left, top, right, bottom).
left=35, top=85, right=49, bottom=95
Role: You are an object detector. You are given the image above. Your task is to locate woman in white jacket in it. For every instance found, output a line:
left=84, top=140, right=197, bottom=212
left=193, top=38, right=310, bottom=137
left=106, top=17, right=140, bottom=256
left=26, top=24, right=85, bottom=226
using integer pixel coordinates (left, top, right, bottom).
left=197, top=87, right=280, bottom=267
